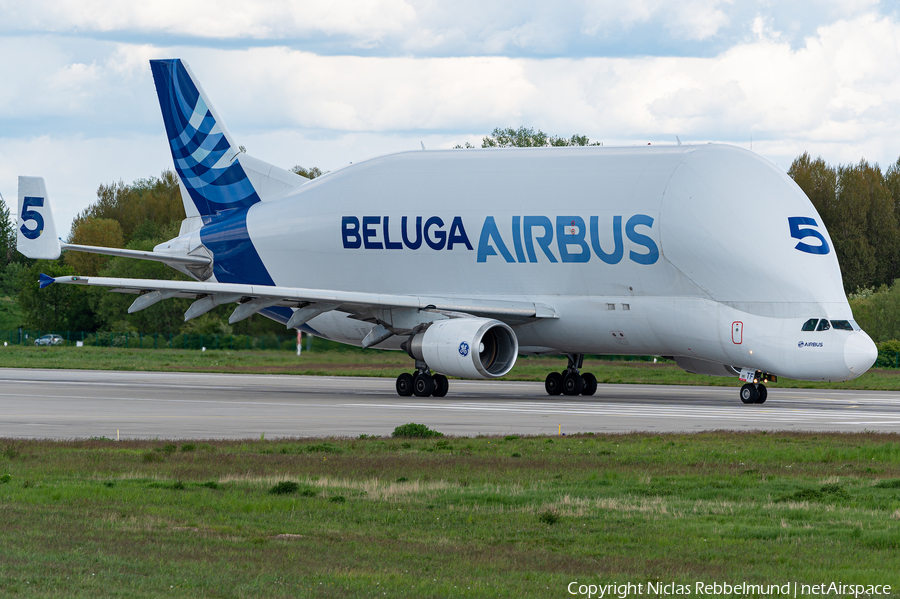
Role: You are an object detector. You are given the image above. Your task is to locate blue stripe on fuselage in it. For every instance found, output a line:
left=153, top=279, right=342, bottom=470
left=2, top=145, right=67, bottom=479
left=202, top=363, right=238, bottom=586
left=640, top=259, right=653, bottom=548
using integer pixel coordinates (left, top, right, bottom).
left=199, top=210, right=327, bottom=339
left=200, top=208, right=273, bottom=285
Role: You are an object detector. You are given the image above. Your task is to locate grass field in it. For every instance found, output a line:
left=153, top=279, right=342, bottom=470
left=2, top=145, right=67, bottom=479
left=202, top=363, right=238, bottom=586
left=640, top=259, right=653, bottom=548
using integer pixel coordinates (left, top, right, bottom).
left=1, top=432, right=899, bottom=597
left=1, top=345, right=900, bottom=391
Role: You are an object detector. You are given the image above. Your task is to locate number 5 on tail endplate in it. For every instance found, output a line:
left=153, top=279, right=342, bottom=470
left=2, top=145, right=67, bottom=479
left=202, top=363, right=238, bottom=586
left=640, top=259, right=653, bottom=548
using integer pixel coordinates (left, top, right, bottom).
left=20, top=196, right=45, bottom=240
left=16, top=176, right=61, bottom=260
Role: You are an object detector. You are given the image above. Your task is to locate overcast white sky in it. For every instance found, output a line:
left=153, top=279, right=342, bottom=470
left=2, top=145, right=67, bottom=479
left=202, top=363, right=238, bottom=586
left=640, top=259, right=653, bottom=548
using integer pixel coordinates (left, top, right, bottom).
left=2, top=0, right=900, bottom=231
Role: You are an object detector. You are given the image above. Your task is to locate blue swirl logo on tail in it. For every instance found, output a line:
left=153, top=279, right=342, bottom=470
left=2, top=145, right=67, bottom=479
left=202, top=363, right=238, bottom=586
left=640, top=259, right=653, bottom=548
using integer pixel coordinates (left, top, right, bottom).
left=150, top=59, right=260, bottom=217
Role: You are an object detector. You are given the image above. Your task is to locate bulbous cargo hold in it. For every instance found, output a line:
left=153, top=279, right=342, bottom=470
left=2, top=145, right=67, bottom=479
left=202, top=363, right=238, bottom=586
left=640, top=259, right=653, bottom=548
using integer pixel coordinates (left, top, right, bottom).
left=658, top=144, right=846, bottom=310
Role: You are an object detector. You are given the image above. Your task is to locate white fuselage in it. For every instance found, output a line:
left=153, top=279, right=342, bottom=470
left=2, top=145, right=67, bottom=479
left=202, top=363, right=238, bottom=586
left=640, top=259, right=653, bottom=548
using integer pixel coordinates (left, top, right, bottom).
left=221, top=143, right=874, bottom=382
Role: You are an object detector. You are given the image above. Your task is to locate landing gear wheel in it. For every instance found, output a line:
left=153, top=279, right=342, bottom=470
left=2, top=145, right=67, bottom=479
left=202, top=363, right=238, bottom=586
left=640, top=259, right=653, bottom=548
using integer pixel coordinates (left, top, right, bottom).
left=432, top=374, right=449, bottom=397
left=545, top=372, right=563, bottom=396
left=563, top=372, right=584, bottom=396
left=581, top=373, right=597, bottom=396
left=755, top=384, right=767, bottom=404
left=740, top=383, right=759, bottom=404
left=413, top=373, right=435, bottom=397
left=396, top=373, right=414, bottom=397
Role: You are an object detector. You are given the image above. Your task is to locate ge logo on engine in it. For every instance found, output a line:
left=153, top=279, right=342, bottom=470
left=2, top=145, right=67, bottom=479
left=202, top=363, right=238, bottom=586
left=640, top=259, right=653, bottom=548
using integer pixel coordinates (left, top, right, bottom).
left=458, top=342, right=469, bottom=357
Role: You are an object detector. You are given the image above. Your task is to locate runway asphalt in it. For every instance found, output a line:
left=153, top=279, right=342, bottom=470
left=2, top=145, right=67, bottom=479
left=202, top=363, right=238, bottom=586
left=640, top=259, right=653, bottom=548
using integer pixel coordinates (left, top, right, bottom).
left=1, top=368, right=899, bottom=439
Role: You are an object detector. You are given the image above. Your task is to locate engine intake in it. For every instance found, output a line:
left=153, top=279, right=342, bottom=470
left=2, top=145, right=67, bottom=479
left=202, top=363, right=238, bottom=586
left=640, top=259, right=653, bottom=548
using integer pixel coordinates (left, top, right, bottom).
left=404, top=318, right=518, bottom=379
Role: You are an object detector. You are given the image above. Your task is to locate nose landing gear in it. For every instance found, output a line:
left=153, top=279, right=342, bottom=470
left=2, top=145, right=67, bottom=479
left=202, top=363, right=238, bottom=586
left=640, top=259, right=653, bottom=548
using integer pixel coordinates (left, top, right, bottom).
left=396, top=360, right=448, bottom=397
left=740, top=383, right=763, bottom=404
left=545, top=354, right=597, bottom=396
left=738, top=370, right=773, bottom=404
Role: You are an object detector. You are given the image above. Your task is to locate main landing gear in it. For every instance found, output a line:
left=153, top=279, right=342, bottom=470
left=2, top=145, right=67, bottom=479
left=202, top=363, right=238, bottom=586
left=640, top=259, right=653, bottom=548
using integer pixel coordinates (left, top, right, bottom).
left=396, top=360, right=448, bottom=398
left=545, top=354, right=597, bottom=396
left=739, top=370, right=774, bottom=404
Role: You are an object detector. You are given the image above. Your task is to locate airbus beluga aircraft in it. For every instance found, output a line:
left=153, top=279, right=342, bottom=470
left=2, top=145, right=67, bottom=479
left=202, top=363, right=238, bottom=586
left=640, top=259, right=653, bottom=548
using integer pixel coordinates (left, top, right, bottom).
left=17, top=59, right=878, bottom=404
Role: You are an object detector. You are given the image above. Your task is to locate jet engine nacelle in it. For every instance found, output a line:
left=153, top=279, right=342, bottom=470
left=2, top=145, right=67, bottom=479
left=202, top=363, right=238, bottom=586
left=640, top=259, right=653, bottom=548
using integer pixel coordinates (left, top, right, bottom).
left=404, top=318, right=518, bottom=379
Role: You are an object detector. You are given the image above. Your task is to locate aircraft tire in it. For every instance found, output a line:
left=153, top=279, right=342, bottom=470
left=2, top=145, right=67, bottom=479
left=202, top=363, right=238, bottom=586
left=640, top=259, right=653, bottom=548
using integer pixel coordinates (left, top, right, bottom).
left=581, top=373, right=597, bottom=396
left=396, top=373, right=414, bottom=397
left=740, top=383, right=758, bottom=404
left=563, top=372, right=584, bottom=396
left=545, top=372, right=563, bottom=395
left=755, top=384, right=767, bottom=404
left=432, top=374, right=449, bottom=397
left=414, top=373, right=435, bottom=397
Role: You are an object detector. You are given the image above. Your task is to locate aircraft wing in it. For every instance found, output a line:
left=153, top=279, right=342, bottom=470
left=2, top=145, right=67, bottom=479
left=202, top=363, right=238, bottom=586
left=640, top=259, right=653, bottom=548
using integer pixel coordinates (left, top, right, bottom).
left=41, top=274, right=558, bottom=334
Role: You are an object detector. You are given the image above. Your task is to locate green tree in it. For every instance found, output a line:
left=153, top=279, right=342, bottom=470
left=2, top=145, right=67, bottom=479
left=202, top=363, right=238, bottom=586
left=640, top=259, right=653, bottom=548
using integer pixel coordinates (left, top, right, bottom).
left=0, top=262, right=27, bottom=298
left=65, top=217, right=124, bottom=276
left=480, top=127, right=602, bottom=148
left=291, top=165, right=325, bottom=179
left=849, top=281, right=900, bottom=342
left=550, top=134, right=599, bottom=147
left=884, top=157, right=900, bottom=231
left=16, top=261, right=96, bottom=331
left=0, top=193, right=14, bottom=267
left=75, top=170, right=184, bottom=246
left=0, top=193, right=16, bottom=302
left=182, top=313, right=233, bottom=336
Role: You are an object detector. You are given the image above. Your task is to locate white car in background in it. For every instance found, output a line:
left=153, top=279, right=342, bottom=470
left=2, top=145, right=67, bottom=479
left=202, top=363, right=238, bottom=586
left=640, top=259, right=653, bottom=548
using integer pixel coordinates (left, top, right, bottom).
left=34, top=334, right=63, bottom=346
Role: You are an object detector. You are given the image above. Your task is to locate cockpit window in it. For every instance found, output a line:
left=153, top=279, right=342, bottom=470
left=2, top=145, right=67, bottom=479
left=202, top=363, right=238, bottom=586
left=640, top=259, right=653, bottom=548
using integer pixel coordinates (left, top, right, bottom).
left=816, top=319, right=831, bottom=331
left=801, top=318, right=818, bottom=332
left=831, top=320, right=854, bottom=331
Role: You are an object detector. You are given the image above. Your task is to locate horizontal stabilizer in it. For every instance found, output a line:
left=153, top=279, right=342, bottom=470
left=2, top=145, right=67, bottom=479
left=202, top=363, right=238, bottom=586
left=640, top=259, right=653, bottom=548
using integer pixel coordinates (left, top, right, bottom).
left=39, top=273, right=55, bottom=289
left=61, top=243, right=211, bottom=267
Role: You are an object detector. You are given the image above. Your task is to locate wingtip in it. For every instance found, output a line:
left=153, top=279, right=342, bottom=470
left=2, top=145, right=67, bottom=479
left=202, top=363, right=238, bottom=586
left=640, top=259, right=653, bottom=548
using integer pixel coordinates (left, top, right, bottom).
left=38, top=273, right=55, bottom=289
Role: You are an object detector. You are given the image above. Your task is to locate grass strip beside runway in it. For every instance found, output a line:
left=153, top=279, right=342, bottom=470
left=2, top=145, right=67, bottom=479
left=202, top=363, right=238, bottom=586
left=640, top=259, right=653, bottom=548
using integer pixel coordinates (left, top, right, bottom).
left=1, top=432, right=899, bottom=597
left=1, top=345, right=900, bottom=390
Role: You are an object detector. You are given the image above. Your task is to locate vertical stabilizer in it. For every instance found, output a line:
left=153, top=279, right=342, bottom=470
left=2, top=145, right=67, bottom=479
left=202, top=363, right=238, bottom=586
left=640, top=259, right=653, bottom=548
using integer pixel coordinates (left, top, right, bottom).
left=150, top=59, right=264, bottom=218
left=16, top=176, right=60, bottom=260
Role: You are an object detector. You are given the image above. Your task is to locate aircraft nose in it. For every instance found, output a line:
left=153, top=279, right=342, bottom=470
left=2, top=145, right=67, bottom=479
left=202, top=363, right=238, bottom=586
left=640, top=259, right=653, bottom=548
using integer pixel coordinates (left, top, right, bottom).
left=844, top=332, right=878, bottom=377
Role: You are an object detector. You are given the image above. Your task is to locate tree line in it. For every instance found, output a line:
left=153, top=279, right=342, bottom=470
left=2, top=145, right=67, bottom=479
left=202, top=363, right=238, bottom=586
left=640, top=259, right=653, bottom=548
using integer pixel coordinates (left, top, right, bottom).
left=1, top=134, right=900, bottom=338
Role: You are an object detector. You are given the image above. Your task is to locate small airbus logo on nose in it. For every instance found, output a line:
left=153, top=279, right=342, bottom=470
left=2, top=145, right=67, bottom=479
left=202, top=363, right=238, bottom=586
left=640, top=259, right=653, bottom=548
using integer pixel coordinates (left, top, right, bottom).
left=798, top=341, right=824, bottom=348
left=459, top=342, right=469, bottom=357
